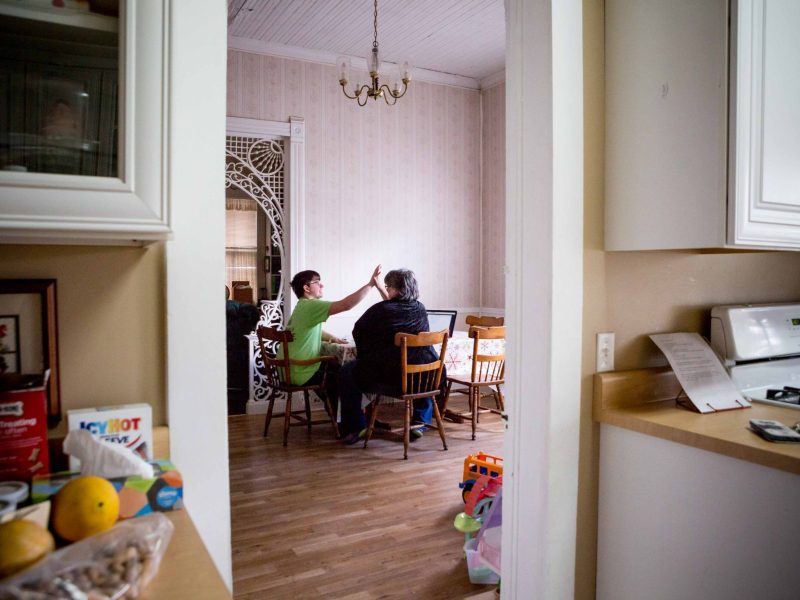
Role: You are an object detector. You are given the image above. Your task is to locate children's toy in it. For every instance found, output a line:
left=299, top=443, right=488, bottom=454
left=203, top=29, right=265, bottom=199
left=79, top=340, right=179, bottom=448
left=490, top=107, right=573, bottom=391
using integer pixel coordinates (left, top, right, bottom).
left=454, top=454, right=504, bottom=586
left=475, top=486, right=502, bottom=576
left=460, top=451, right=503, bottom=502
left=464, top=474, right=502, bottom=520
left=454, top=473, right=502, bottom=546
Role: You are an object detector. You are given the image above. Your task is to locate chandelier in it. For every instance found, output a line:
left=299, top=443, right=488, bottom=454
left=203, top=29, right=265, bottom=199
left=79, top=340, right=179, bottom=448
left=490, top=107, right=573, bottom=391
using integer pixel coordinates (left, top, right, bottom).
left=337, top=0, right=411, bottom=106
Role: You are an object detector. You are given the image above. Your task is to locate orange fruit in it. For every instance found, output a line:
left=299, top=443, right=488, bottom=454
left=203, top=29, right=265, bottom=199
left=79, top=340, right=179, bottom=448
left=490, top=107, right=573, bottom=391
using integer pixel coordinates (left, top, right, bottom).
left=51, top=475, right=120, bottom=542
left=0, top=519, right=55, bottom=579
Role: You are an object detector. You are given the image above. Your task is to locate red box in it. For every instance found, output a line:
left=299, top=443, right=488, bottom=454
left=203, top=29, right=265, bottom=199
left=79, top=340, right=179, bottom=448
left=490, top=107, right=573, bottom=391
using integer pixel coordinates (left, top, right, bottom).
left=0, top=382, right=50, bottom=481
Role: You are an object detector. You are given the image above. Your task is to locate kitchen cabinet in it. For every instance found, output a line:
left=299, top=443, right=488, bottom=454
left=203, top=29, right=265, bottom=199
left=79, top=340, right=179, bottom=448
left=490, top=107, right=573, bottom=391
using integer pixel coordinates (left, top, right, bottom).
left=594, top=369, right=800, bottom=599
left=0, top=1, right=170, bottom=245
left=605, top=0, right=800, bottom=250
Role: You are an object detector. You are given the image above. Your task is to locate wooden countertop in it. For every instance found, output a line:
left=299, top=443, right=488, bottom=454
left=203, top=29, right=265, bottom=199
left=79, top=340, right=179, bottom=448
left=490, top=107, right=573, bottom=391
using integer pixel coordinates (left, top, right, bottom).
left=594, top=367, right=800, bottom=475
left=141, top=511, right=230, bottom=599
left=139, top=427, right=231, bottom=599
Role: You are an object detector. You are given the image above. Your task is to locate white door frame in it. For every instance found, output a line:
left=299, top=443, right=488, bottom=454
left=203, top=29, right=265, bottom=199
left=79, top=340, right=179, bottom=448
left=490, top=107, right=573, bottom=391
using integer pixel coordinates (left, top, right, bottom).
left=226, top=115, right=306, bottom=316
left=503, top=0, right=584, bottom=598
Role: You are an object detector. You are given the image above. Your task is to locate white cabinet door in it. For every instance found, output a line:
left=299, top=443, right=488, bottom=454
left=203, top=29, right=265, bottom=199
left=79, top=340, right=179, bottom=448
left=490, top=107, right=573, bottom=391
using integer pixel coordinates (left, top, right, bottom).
left=605, top=0, right=729, bottom=251
left=729, top=0, right=800, bottom=248
left=0, top=1, right=170, bottom=245
left=606, top=0, right=800, bottom=250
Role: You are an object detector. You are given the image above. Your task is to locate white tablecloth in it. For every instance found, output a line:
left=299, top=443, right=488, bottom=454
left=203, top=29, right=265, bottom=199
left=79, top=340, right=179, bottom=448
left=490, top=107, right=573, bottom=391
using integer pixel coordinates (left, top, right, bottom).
left=320, top=332, right=505, bottom=377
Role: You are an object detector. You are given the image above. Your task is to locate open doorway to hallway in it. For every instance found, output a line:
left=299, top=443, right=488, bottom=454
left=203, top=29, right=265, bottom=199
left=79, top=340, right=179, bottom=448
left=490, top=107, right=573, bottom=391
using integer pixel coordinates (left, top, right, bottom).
left=224, top=132, right=289, bottom=415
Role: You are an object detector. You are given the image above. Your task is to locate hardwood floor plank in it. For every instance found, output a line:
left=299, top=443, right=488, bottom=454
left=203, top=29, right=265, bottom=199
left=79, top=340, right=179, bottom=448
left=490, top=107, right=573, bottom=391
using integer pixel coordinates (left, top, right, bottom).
left=229, top=408, right=503, bottom=599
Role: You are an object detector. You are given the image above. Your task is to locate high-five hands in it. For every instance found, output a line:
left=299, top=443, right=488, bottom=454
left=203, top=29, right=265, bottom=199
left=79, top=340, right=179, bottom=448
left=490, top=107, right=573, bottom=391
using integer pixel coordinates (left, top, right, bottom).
left=370, top=264, right=382, bottom=287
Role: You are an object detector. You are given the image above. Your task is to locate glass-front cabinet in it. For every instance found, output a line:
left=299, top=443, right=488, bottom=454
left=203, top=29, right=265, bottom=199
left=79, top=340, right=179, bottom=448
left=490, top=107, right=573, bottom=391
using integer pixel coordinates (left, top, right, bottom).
left=0, top=0, right=170, bottom=244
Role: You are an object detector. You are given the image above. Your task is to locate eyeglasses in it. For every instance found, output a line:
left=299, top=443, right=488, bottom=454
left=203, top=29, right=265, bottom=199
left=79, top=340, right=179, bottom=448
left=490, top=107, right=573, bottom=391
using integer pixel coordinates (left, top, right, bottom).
left=309, top=280, right=322, bottom=286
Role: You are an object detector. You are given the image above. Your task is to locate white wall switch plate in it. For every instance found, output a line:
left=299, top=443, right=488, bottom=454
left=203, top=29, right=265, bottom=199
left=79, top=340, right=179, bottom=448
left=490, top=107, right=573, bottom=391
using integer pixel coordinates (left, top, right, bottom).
left=596, top=332, right=615, bottom=372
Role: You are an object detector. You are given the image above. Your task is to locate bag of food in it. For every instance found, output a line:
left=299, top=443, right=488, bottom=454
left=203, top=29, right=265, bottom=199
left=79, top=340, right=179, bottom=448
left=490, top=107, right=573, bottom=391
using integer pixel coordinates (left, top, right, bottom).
left=0, top=513, right=173, bottom=599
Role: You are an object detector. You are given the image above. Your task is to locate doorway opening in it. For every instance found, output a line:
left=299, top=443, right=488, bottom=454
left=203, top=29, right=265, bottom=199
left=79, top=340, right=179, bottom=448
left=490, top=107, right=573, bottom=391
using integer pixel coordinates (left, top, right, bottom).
left=224, top=118, right=306, bottom=415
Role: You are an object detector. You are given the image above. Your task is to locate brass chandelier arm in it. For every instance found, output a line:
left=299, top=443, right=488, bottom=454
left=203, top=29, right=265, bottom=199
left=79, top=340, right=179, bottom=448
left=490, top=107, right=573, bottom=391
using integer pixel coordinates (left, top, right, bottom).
left=340, top=81, right=371, bottom=106
left=377, top=78, right=410, bottom=105
left=379, top=84, right=399, bottom=105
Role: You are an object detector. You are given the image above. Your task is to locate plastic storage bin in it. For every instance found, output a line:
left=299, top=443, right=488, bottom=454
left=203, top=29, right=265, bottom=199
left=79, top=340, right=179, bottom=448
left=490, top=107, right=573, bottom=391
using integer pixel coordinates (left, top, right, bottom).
left=464, top=537, right=500, bottom=585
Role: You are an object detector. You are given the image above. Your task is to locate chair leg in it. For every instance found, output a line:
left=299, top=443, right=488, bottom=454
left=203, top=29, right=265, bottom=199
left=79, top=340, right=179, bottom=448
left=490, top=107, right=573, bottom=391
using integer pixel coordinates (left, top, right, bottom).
left=442, top=380, right=465, bottom=423
left=263, top=388, right=277, bottom=438
left=403, top=400, right=411, bottom=460
left=494, top=384, right=505, bottom=412
left=303, top=390, right=312, bottom=435
left=471, top=386, right=478, bottom=441
left=441, top=380, right=453, bottom=414
left=283, top=392, right=292, bottom=447
left=363, top=396, right=380, bottom=448
left=320, top=389, right=340, bottom=439
left=431, top=396, right=448, bottom=451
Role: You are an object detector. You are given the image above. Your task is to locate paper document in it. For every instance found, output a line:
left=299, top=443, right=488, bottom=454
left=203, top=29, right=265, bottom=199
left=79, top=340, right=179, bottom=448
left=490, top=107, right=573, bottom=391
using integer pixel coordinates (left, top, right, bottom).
left=649, top=333, right=750, bottom=413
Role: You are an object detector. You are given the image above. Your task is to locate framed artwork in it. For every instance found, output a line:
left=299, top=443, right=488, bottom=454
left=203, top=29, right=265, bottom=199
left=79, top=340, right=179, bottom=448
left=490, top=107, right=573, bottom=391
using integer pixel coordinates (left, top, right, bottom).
left=0, top=315, right=20, bottom=374
left=0, top=280, right=60, bottom=426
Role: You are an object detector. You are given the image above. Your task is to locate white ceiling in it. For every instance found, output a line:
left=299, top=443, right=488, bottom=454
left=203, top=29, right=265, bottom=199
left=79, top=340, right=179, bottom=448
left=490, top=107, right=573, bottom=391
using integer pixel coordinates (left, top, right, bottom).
left=227, top=0, right=506, bottom=86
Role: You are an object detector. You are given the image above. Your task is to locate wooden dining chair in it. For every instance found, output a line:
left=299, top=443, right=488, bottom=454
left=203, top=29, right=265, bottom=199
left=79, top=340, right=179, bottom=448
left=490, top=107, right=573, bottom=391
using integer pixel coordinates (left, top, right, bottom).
left=255, top=326, right=339, bottom=446
left=362, top=330, right=450, bottom=460
left=442, top=326, right=506, bottom=440
left=465, top=314, right=505, bottom=327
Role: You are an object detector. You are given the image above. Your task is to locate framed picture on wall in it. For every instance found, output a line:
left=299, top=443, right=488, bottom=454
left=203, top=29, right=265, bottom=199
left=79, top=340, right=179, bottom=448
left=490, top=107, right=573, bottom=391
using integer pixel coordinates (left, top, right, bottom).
left=0, top=315, right=20, bottom=374
left=0, top=280, right=61, bottom=426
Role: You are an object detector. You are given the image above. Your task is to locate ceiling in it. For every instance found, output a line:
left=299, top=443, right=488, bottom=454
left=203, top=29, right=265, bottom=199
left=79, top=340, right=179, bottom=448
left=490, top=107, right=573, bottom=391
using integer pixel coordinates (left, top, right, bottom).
left=227, top=0, right=506, bottom=86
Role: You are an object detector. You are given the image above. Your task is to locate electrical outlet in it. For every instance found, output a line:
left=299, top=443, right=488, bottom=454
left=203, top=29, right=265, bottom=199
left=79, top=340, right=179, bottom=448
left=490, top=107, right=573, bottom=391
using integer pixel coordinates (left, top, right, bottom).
left=596, top=332, right=615, bottom=372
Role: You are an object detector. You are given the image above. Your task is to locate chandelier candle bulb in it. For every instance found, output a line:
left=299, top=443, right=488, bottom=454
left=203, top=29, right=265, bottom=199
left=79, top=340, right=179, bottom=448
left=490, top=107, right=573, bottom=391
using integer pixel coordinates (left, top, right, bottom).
left=369, top=47, right=380, bottom=75
left=337, top=57, right=350, bottom=84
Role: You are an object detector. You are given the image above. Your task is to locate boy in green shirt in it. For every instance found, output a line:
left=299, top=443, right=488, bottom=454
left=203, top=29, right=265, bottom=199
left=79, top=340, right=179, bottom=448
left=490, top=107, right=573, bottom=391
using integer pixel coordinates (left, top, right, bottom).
left=283, top=265, right=385, bottom=420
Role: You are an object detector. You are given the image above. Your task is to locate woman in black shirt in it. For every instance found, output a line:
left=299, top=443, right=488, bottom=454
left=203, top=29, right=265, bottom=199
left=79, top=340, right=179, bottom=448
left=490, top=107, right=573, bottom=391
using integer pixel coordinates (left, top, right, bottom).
left=339, top=269, right=442, bottom=444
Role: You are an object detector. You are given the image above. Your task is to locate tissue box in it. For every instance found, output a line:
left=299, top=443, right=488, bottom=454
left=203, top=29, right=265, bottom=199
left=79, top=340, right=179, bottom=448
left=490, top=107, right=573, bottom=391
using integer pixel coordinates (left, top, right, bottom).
left=31, top=459, right=183, bottom=519
left=67, top=404, right=153, bottom=471
left=0, top=381, right=50, bottom=481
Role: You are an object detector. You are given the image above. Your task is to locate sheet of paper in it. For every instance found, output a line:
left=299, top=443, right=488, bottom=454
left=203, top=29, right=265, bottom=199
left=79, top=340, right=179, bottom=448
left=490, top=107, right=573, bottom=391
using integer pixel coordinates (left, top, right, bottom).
left=650, top=332, right=751, bottom=413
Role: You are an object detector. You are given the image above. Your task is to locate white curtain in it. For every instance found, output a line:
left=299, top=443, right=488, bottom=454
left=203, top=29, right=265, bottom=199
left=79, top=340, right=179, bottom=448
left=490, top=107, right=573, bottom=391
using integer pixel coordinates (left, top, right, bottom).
left=225, top=202, right=258, bottom=300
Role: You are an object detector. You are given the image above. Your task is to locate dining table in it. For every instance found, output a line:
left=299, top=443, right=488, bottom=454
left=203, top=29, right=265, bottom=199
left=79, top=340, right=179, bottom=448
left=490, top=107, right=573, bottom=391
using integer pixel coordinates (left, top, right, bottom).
left=320, top=332, right=505, bottom=421
left=320, top=330, right=504, bottom=376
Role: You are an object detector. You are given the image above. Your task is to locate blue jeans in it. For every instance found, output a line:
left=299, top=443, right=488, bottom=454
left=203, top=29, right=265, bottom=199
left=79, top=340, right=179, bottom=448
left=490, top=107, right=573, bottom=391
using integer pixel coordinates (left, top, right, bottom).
left=338, top=361, right=433, bottom=435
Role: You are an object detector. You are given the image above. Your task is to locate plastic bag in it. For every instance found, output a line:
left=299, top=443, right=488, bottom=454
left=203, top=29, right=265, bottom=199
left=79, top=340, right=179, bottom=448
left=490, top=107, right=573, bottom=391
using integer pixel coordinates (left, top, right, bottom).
left=475, top=486, right=502, bottom=575
left=0, top=513, right=174, bottom=600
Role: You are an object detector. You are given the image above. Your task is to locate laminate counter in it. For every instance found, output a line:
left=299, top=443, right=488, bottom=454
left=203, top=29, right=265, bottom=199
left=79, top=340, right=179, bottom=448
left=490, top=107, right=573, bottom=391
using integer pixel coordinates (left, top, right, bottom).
left=593, top=366, right=800, bottom=474
left=593, top=367, right=800, bottom=600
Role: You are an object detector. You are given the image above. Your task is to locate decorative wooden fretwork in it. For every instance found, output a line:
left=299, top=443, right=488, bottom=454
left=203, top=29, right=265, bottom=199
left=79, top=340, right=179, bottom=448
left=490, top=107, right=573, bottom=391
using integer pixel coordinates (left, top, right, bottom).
left=225, top=135, right=286, bottom=311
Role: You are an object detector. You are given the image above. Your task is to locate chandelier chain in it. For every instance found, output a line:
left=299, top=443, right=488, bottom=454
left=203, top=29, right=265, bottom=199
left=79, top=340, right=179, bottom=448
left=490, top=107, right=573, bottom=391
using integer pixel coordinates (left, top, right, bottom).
left=373, top=0, right=379, bottom=49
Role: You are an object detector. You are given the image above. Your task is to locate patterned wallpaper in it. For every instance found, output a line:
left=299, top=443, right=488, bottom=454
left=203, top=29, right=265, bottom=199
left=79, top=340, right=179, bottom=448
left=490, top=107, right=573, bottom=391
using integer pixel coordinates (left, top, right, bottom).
left=227, top=50, right=504, bottom=332
left=480, top=81, right=506, bottom=310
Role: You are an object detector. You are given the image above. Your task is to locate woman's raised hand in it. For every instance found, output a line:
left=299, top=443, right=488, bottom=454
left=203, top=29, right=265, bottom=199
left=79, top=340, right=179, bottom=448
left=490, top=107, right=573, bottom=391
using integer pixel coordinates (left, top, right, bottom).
left=370, top=264, right=382, bottom=287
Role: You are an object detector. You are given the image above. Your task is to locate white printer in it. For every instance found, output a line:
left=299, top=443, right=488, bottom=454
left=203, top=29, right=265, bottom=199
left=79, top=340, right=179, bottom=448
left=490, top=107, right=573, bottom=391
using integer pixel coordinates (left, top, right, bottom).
left=710, top=302, right=800, bottom=409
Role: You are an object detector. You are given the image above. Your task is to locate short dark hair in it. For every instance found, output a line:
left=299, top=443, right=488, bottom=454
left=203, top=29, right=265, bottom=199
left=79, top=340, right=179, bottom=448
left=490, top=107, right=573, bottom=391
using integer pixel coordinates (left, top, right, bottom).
left=384, top=269, right=419, bottom=302
left=290, top=270, right=320, bottom=299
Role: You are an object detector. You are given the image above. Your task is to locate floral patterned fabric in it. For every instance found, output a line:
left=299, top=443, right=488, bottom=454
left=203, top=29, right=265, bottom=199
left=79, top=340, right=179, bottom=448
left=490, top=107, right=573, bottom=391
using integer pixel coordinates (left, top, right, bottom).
left=321, top=334, right=504, bottom=377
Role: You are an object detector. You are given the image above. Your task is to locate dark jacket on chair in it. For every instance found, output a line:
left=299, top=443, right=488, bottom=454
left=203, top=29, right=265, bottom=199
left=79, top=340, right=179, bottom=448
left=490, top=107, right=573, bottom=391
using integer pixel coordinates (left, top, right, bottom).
left=226, top=299, right=260, bottom=390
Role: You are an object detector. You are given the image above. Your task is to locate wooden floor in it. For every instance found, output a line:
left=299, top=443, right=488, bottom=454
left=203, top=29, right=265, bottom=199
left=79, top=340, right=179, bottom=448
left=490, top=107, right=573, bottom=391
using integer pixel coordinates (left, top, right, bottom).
left=228, top=396, right=504, bottom=599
